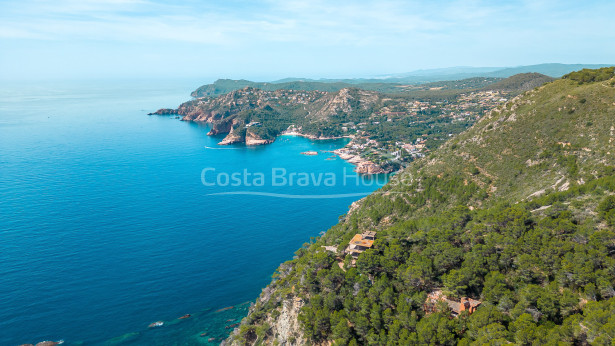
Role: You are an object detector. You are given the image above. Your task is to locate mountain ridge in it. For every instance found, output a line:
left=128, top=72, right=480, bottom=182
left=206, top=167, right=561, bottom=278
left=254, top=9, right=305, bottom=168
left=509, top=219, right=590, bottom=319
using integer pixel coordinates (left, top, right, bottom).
left=193, top=64, right=612, bottom=97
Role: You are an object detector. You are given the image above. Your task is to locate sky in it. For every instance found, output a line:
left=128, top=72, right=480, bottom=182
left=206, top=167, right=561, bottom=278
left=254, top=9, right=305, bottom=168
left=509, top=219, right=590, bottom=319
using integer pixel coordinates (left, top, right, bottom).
left=0, top=0, right=614, bottom=81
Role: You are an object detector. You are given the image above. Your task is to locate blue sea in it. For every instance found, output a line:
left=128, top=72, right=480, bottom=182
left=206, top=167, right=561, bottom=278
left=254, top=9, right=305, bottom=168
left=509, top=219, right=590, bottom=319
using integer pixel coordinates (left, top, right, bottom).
left=0, top=80, right=387, bottom=345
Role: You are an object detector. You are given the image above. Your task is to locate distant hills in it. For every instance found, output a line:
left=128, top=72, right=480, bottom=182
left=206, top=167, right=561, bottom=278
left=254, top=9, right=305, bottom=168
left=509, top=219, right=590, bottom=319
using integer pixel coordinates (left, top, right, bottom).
left=192, top=64, right=611, bottom=97
left=381, top=63, right=613, bottom=80
left=481, top=73, right=555, bottom=92
left=190, top=77, right=503, bottom=98
left=377, top=66, right=505, bottom=78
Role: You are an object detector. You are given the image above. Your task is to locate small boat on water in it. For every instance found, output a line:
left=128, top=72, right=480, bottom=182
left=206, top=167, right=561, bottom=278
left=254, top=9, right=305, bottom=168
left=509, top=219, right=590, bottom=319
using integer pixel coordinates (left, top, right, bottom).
left=148, top=321, right=164, bottom=328
left=179, top=314, right=191, bottom=319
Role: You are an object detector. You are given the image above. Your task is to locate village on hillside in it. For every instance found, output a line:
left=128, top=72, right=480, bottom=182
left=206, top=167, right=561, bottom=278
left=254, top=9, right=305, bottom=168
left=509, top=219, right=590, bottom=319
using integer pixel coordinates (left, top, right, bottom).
left=334, top=90, right=509, bottom=173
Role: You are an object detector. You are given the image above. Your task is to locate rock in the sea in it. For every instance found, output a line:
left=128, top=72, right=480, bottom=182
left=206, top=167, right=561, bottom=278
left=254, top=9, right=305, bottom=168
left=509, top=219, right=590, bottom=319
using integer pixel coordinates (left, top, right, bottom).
left=148, top=321, right=164, bottom=328
left=216, top=306, right=234, bottom=312
left=225, top=323, right=240, bottom=329
left=35, top=342, right=59, bottom=346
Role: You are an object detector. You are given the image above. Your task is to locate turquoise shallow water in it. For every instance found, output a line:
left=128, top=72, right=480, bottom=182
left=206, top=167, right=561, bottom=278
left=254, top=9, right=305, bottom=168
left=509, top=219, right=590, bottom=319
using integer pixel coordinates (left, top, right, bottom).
left=0, top=80, right=386, bottom=345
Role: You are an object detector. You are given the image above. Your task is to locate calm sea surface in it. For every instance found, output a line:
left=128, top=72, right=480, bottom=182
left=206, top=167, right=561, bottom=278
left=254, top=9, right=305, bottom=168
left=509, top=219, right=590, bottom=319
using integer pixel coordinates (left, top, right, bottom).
left=0, top=80, right=386, bottom=345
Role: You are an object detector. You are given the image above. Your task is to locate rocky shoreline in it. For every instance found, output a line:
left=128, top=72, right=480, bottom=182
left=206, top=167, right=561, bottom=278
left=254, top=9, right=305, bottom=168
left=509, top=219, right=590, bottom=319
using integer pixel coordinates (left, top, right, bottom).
left=333, top=147, right=388, bottom=174
left=281, top=131, right=388, bottom=174
left=150, top=108, right=387, bottom=174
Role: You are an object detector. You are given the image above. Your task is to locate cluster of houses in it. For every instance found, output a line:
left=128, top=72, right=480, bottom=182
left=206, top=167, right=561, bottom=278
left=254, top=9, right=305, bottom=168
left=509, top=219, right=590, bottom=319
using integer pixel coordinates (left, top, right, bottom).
left=401, top=140, right=427, bottom=157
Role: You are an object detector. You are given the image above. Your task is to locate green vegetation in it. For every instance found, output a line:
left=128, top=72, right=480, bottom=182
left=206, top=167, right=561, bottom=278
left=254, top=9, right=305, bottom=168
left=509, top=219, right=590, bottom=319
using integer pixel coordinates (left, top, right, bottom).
left=481, top=73, right=555, bottom=94
left=225, top=69, right=615, bottom=345
left=233, top=174, right=615, bottom=345
left=191, top=77, right=504, bottom=98
left=191, top=79, right=408, bottom=97
left=563, top=67, right=614, bottom=84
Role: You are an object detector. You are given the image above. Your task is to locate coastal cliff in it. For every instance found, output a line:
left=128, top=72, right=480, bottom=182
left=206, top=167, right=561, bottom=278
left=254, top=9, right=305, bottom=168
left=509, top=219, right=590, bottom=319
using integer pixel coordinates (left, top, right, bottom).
left=152, top=87, right=383, bottom=147
left=151, top=86, right=393, bottom=172
left=224, top=297, right=306, bottom=346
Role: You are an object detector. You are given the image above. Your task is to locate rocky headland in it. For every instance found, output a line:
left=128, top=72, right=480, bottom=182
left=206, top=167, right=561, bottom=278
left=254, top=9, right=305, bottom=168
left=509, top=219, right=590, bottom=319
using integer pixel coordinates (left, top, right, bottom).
left=151, top=86, right=392, bottom=172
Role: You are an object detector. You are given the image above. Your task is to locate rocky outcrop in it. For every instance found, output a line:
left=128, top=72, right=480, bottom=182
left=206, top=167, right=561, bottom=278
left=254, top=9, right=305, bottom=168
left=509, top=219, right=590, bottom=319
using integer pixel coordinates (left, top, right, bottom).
left=245, top=131, right=274, bottom=146
left=35, top=342, right=61, bottom=346
left=263, top=297, right=306, bottom=345
left=207, top=119, right=235, bottom=136
left=223, top=261, right=306, bottom=346
left=219, top=127, right=243, bottom=145
left=355, top=160, right=387, bottom=174
left=148, top=108, right=177, bottom=115
left=334, top=148, right=388, bottom=174
left=218, top=127, right=275, bottom=146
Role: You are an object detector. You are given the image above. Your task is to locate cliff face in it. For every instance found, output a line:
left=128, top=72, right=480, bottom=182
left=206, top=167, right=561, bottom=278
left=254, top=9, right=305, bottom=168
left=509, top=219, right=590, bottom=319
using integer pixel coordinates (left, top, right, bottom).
left=222, top=261, right=307, bottom=346
left=245, top=131, right=275, bottom=146
left=224, top=299, right=305, bottom=346
left=265, top=298, right=306, bottom=345
left=218, top=126, right=243, bottom=145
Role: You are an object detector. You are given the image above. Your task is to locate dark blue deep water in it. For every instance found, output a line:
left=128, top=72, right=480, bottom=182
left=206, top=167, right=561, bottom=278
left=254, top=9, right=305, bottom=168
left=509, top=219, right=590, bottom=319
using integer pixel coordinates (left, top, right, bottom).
left=0, top=80, right=386, bottom=345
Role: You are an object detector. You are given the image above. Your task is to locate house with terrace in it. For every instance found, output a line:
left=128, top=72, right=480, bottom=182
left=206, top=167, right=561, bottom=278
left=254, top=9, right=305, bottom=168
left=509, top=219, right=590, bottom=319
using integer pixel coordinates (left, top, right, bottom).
left=345, top=231, right=376, bottom=258
left=424, top=290, right=481, bottom=317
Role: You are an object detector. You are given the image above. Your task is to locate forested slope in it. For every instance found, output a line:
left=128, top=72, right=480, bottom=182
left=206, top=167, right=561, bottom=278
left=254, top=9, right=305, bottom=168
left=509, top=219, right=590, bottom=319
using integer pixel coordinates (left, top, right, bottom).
left=225, top=68, right=615, bottom=345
